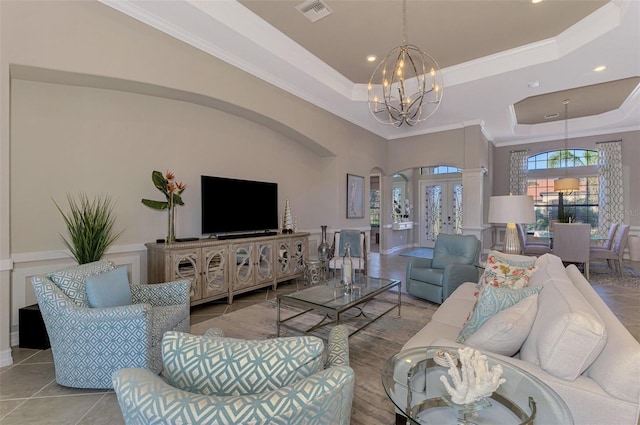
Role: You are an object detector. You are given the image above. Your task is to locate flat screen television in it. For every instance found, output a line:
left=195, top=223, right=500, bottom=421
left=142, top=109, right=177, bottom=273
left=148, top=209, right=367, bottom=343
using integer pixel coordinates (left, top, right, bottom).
left=201, top=175, right=278, bottom=236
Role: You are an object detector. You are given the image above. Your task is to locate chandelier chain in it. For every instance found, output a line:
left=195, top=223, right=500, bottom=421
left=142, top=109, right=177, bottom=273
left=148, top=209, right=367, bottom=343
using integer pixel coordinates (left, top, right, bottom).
left=564, top=99, right=569, bottom=172
left=402, top=0, right=408, bottom=44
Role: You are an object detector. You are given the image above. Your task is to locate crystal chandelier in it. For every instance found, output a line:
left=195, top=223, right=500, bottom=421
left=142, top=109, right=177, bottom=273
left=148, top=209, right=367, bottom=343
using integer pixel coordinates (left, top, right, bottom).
left=367, top=0, right=443, bottom=127
left=554, top=99, right=580, bottom=193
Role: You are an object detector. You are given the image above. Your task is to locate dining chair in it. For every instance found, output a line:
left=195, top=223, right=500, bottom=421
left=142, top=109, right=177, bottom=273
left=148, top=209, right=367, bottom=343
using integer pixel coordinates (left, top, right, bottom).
left=516, top=223, right=552, bottom=256
left=552, top=223, right=591, bottom=279
left=600, top=223, right=619, bottom=250
left=590, top=224, right=630, bottom=276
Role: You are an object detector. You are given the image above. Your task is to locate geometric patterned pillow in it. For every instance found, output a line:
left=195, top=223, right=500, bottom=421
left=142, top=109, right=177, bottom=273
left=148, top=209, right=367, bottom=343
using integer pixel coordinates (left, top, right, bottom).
left=457, top=284, right=542, bottom=343
left=48, top=260, right=116, bottom=307
left=162, top=331, right=325, bottom=397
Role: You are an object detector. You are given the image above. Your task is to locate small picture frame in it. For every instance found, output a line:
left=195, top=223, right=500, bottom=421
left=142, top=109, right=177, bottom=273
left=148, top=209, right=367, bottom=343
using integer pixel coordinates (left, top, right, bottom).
left=347, top=174, right=365, bottom=219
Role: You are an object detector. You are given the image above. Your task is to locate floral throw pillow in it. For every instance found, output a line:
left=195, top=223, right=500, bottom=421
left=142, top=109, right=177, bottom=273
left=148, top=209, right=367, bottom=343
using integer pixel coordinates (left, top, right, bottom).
left=479, top=251, right=537, bottom=291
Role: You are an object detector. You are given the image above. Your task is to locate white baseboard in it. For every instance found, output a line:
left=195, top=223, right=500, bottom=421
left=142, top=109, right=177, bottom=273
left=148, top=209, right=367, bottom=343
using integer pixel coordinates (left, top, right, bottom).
left=0, top=348, right=13, bottom=367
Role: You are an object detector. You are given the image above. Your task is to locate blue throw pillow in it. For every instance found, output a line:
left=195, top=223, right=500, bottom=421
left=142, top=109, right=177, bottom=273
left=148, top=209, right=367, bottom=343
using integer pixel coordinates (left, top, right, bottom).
left=85, top=266, right=132, bottom=308
left=457, top=284, right=542, bottom=343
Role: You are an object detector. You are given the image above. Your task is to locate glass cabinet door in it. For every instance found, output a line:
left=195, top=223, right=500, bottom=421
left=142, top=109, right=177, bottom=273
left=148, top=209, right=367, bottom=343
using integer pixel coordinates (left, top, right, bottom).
left=233, top=244, right=254, bottom=289
left=292, top=238, right=306, bottom=275
left=170, top=249, right=200, bottom=301
left=202, top=246, right=228, bottom=299
left=256, top=242, right=274, bottom=284
left=277, top=240, right=291, bottom=278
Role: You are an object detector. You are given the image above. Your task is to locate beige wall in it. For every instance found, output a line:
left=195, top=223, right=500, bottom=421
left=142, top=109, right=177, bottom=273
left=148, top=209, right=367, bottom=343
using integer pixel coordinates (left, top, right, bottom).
left=10, top=79, right=341, bottom=252
left=384, top=125, right=491, bottom=252
left=0, top=0, right=388, bottom=363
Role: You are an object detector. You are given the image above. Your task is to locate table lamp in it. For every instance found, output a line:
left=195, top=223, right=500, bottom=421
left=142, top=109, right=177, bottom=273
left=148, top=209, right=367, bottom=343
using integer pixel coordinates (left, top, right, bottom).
left=488, top=195, right=535, bottom=255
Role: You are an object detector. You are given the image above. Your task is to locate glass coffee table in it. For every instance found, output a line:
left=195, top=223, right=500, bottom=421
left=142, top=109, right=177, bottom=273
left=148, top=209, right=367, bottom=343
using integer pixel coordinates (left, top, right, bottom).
left=276, top=276, right=401, bottom=338
left=382, top=346, right=573, bottom=425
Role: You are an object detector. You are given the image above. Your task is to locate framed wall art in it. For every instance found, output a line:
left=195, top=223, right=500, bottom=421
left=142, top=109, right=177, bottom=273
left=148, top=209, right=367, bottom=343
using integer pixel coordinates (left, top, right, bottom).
left=347, top=174, right=365, bottom=219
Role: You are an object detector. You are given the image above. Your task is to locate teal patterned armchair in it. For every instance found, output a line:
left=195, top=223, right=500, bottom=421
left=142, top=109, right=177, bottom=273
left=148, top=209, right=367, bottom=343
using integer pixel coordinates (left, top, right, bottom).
left=113, top=326, right=354, bottom=425
left=31, top=260, right=190, bottom=389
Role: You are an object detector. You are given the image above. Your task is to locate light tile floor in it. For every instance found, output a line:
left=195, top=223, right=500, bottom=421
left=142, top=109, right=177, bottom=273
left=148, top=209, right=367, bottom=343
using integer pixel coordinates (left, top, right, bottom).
left=1, top=252, right=638, bottom=424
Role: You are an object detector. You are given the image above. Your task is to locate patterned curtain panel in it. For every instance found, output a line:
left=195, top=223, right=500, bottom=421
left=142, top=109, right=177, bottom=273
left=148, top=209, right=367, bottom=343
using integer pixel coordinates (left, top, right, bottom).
left=597, top=141, right=624, bottom=237
left=453, top=183, right=463, bottom=234
left=509, top=150, right=529, bottom=195
left=424, top=185, right=442, bottom=242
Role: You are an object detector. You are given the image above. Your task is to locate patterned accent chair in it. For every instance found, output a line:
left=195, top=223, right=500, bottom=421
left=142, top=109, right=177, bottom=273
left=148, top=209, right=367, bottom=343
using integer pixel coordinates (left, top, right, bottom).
left=406, top=234, right=480, bottom=304
left=113, top=326, right=354, bottom=425
left=31, top=260, right=190, bottom=389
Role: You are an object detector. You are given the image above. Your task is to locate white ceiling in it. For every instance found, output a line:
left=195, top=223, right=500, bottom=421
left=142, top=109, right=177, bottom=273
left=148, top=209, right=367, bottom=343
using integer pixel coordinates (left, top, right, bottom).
left=100, top=0, right=640, bottom=147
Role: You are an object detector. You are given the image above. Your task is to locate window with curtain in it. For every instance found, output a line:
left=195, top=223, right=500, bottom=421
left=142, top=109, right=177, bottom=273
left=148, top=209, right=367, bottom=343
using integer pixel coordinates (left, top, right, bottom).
left=526, top=149, right=599, bottom=234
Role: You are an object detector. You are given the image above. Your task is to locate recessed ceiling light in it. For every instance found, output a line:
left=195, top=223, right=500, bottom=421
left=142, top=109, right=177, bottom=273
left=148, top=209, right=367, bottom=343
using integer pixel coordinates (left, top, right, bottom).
left=594, top=65, right=607, bottom=72
left=531, top=0, right=543, bottom=4
left=367, top=55, right=377, bottom=63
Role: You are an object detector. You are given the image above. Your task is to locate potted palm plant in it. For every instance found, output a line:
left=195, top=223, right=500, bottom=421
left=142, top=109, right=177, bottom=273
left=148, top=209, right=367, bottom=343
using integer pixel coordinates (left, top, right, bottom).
left=54, top=193, right=124, bottom=264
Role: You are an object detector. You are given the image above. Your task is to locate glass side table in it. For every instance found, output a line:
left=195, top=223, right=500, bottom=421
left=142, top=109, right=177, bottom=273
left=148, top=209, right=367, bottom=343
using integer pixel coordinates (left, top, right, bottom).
left=382, top=346, right=573, bottom=425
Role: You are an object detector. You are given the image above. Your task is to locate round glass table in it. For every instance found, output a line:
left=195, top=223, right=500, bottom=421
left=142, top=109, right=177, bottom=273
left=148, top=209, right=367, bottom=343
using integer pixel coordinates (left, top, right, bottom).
left=382, top=346, right=574, bottom=425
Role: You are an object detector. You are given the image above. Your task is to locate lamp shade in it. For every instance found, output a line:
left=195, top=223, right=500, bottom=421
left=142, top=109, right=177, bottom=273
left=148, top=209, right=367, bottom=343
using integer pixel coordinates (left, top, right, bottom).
left=554, top=177, right=580, bottom=193
left=488, top=195, right=535, bottom=224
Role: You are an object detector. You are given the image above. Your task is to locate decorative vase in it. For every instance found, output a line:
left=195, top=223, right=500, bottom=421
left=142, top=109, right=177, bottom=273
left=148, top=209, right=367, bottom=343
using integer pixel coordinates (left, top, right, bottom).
left=318, top=225, right=330, bottom=281
left=167, top=201, right=176, bottom=243
left=341, top=243, right=354, bottom=294
left=318, top=225, right=329, bottom=260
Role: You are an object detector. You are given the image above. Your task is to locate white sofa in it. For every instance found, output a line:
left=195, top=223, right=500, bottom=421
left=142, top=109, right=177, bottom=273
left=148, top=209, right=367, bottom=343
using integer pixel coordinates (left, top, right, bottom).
left=403, top=253, right=640, bottom=425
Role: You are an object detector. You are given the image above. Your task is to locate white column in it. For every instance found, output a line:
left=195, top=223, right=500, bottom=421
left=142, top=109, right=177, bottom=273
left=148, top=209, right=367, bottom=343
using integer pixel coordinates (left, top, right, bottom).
left=462, top=168, right=488, bottom=249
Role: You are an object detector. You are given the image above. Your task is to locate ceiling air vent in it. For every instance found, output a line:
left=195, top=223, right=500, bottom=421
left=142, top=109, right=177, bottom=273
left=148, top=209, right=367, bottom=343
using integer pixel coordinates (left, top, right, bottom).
left=296, top=0, right=333, bottom=23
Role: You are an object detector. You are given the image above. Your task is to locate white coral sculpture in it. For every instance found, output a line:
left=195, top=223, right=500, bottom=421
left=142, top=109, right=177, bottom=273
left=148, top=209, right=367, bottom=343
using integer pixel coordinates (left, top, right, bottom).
left=439, top=347, right=506, bottom=405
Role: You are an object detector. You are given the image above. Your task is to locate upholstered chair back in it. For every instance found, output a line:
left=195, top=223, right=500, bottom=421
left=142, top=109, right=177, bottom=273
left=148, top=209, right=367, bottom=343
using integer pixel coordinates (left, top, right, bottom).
left=431, top=234, right=480, bottom=270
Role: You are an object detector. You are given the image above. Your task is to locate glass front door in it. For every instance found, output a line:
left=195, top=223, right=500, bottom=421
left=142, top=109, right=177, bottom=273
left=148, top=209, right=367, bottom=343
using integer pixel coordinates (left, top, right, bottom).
left=419, top=179, right=463, bottom=247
